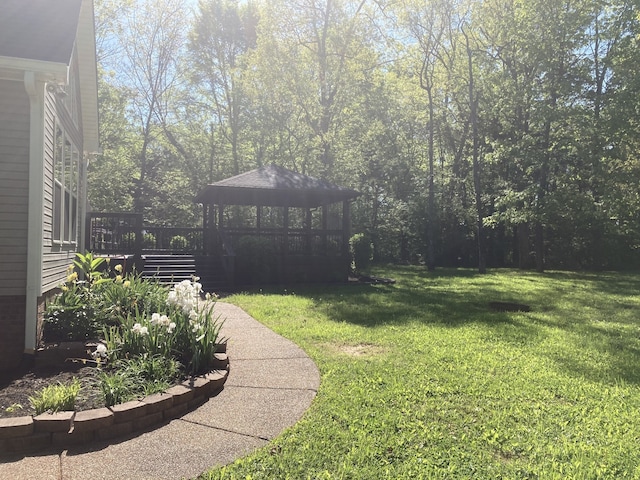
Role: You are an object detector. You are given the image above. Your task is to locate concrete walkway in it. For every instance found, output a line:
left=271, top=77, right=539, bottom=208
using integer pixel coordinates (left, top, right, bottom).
left=0, top=303, right=320, bottom=480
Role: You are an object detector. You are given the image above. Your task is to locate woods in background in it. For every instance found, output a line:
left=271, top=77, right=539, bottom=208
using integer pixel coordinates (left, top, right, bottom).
left=90, top=0, right=640, bottom=271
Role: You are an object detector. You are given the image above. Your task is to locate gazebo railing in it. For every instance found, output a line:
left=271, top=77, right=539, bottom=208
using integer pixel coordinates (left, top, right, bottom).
left=223, top=227, right=345, bottom=256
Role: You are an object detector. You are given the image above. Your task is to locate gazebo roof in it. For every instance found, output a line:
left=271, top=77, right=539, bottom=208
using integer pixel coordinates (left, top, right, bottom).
left=195, top=164, right=359, bottom=208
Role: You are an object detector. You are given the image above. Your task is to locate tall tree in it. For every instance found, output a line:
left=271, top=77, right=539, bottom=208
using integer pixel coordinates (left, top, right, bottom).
left=189, top=0, right=258, bottom=176
left=114, top=0, right=189, bottom=215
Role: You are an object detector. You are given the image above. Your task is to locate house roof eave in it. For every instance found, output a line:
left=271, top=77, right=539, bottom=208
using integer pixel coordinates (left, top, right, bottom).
left=0, top=56, right=69, bottom=84
left=77, top=0, right=99, bottom=154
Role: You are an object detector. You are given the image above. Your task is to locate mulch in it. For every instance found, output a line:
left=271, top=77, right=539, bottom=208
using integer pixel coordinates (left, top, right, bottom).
left=0, top=362, right=104, bottom=419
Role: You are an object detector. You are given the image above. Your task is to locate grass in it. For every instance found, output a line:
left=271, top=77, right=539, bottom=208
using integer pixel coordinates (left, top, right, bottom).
left=202, top=266, right=640, bottom=479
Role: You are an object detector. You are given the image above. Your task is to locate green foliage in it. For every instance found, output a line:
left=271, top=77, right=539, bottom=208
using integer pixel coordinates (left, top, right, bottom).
left=29, top=379, right=81, bottom=415
left=73, top=251, right=109, bottom=287
left=43, top=252, right=112, bottom=341
left=99, top=370, right=135, bottom=408
left=98, top=273, right=167, bottom=325
left=43, top=253, right=224, bottom=410
left=202, top=266, right=640, bottom=478
left=95, top=0, right=640, bottom=270
left=142, top=233, right=156, bottom=249
left=44, top=253, right=166, bottom=341
left=100, top=355, right=181, bottom=407
left=170, top=235, right=188, bottom=250
left=43, top=283, right=100, bottom=342
left=349, top=233, right=373, bottom=274
left=235, top=236, right=278, bottom=284
left=5, top=403, right=23, bottom=414
left=101, top=278, right=223, bottom=375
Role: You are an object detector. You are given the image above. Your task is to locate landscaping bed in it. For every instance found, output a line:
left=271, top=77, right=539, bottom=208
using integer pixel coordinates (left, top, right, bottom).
left=0, top=359, right=228, bottom=455
left=0, top=363, right=102, bottom=419
left=0, top=252, right=228, bottom=452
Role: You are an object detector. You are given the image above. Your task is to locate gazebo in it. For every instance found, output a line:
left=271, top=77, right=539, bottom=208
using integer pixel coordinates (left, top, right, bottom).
left=195, top=164, right=360, bottom=286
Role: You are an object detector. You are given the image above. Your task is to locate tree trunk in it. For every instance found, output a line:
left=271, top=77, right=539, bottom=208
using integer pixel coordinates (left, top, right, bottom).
left=464, top=27, right=486, bottom=274
left=517, top=222, right=530, bottom=269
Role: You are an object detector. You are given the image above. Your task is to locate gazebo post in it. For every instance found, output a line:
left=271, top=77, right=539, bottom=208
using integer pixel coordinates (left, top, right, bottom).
left=322, top=205, right=328, bottom=255
left=218, top=204, right=224, bottom=229
left=342, top=200, right=351, bottom=260
left=202, top=203, right=208, bottom=255
left=305, top=208, right=312, bottom=255
left=283, top=205, right=289, bottom=281
left=256, top=205, right=261, bottom=232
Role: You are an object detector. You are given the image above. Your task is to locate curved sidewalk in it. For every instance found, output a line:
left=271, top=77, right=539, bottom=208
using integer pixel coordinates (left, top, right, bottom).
left=0, top=303, right=320, bottom=480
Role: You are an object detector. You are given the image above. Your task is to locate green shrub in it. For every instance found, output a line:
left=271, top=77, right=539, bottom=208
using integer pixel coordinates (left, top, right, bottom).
left=170, top=235, right=188, bottom=251
left=121, top=232, right=137, bottom=249
left=142, top=232, right=156, bottom=249
left=350, top=233, right=374, bottom=273
left=236, top=236, right=278, bottom=284
left=43, top=290, right=99, bottom=342
left=43, top=252, right=110, bottom=341
left=29, top=379, right=81, bottom=414
left=44, top=254, right=169, bottom=339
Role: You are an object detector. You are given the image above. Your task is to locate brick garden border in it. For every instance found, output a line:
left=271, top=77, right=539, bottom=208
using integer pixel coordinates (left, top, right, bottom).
left=0, top=353, right=229, bottom=455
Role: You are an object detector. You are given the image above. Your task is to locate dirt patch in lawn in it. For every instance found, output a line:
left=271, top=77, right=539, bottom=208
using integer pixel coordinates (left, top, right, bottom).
left=326, top=343, right=389, bottom=357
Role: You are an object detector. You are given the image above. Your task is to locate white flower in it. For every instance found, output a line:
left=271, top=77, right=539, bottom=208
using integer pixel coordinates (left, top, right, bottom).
left=150, top=313, right=161, bottom=325
left=159, top=314, right=170, bottom=327
left=167, top=291, right=177, bottom=304
left=91, top=343, right=108, bottom=359
left=167, top=279, right=205, bottom=314
left=191, top=323, right=201, bottom=333
left=132, top=323, right=149, bottom=336
left=167, top=322, right=176, bottom=334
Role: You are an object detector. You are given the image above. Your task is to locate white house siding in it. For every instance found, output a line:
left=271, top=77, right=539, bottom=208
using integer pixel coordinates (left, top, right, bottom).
left=0, top=79, right=29, bottom=294
left=41, top=54, right=84, bottom=294
left=0, top=79, right=29, bottom=369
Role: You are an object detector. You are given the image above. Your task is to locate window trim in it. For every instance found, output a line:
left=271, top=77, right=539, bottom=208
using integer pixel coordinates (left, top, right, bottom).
left=52, top=121, right=79, bottom=246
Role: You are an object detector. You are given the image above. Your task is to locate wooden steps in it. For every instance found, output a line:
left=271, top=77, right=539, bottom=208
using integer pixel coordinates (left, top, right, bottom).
left=141, top=255, right=230, bottom=294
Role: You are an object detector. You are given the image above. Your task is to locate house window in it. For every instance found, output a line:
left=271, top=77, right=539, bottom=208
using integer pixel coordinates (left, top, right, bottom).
left=53, top=123, right=79, bottom=244
left=63, top=72, right=79, bottom=123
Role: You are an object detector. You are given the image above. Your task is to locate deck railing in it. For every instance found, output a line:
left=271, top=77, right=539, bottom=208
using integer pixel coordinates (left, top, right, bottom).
left=87, top=213, right=345, bottom=259
left=85, top=213, right=143, bottom=255
left=86, top=213, right=205, bottom=255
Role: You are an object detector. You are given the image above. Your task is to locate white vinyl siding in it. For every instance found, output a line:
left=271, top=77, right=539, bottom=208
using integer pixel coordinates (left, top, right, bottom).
left=0, top=79, right=29, bottom=295
left=41, top=52, right=85, bottom=294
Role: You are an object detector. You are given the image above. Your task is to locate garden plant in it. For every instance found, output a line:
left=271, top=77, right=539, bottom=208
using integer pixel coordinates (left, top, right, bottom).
left=41, top=252, right=224, bottom=409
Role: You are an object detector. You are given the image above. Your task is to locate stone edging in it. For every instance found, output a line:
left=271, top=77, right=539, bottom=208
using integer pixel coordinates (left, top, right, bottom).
left=0, top=353, right=229, bottom=455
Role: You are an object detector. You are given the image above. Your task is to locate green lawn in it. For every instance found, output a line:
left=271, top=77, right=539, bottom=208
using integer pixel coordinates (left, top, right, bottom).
left=202, top=267, right=640, bottom=479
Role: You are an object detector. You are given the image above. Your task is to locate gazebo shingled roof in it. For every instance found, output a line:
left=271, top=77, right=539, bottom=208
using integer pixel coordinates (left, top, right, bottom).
left=195, top=164, right=359, bottom=208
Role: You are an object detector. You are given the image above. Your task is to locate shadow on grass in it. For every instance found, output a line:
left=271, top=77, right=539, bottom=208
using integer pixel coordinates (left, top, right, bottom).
left=238, top=266, right=640, bottom=385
